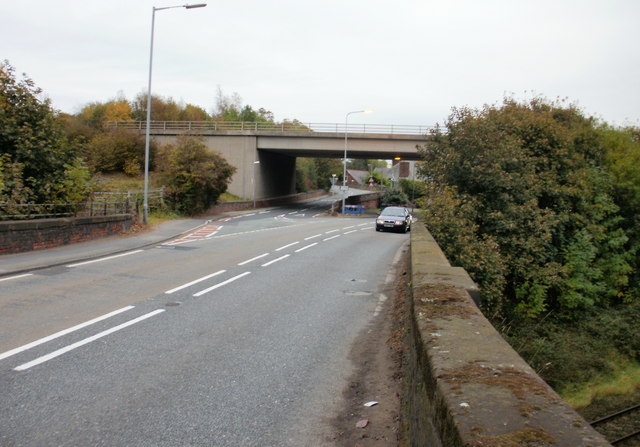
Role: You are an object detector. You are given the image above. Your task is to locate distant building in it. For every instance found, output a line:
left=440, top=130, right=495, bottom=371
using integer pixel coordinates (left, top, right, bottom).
left=345, top=169, right=369, bottom=185
left=375, top=160, right=416, bottom=184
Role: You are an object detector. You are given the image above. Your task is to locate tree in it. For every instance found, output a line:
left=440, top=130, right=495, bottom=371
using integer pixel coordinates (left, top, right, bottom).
left=58, top=112, right=99, bottom=146
left=157, top=136, right=235, bottom=215
left=295, top=158, right=318, bottom=192
left=347, top=159, right=386, bottom=171
left=131, top=92, right=181, bottom=121
left=313, top=158, right=344, bottom=189
left=78, top=97, right=132, bottom=130
left=599, top=125, right=640, bottom=291
left=419, top=97, right=633, bottom=319
left=399, top=178, right=427, bottom=204
left=179, top=103, right=209, bottom=121
left=212, top=87, right=274, bottom=123
left=85, top=128, right=149, bottom=176
left=0, top=60, right=90, bottom=205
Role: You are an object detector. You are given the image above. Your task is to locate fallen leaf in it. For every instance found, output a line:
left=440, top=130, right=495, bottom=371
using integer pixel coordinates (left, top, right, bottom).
left=356, top=419, right=369, bottom=429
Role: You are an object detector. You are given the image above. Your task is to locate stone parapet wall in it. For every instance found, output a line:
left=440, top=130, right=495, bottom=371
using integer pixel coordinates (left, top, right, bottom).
left=0, top=215, right=132, bottom=255
left=406, top=223, right=611, bottom=446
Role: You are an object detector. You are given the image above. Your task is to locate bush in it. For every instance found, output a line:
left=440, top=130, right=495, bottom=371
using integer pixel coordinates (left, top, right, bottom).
left=85, top=129, right=148, bottom=174
left=417, top=97, right=639, bottom=394
left=157, top=136, right=235, bottom=215
left=381, top=188, right=409, bottom=206
left=419, top=97, right=633, bottom=319
left=417, top=184, right=508, bottom=315
left=504, top=301, right=640, bottom=391
left=399, top=178, right=427, bottom=204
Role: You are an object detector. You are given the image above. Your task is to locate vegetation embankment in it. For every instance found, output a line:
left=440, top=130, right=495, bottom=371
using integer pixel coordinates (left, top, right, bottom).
left=1, top=61, right=241, bottom=218
left=1, top=60, right=354, bottom=219
left=415, top=98, right=640, bottom=410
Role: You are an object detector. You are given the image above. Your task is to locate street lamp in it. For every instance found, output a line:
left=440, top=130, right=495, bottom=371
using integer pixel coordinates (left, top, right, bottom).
left=342, top=109, right=373, bottom=214
left=143, top=3, right=207, bottom=225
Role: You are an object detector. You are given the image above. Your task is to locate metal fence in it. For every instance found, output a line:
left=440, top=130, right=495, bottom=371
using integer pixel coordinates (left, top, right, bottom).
left=0, top=188, right=164, bottom=221
left=92, top=188, right=164, bottom=205
left=107, top=120, right=438, bottom=136
left=0, top=202, right=130, bottom=220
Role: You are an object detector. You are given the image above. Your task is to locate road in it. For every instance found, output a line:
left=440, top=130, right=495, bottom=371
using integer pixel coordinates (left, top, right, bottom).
left=0, top=197, right=409, bottom=446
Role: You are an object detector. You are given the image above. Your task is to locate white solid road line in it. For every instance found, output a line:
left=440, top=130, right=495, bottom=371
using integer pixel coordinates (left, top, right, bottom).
left=261, top=255, right=290, bottom=267
left=193, top=272, right=251, bottom=297
left=0, top=273, right=33, bottom=283
left=67, top=250, right=144, bottom=268
left=0, top=306, right=136, bottom=362
left=14, top=309, right=164, bottom=371
left=165, top=270, right=227, bottom=294
left=238, top=253, right=269, bottom=266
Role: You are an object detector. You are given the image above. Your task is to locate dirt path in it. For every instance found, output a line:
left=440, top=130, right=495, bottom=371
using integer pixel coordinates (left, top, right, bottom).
left=328, top=249, right=410, bottom=446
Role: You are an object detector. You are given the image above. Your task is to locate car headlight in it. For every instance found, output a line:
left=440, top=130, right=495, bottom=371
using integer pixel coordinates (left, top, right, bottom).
left=395, top=220, right=402, bottom=225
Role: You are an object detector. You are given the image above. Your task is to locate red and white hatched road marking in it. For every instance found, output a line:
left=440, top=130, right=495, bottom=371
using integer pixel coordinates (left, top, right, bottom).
left=164, top=224, right=221, bottom=245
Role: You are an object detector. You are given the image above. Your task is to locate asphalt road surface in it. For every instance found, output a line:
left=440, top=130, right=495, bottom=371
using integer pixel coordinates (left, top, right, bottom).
left=0, top=198, right=409, bottom=446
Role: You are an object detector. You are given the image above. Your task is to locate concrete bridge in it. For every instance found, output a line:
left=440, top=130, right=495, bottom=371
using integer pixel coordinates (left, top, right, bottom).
left=110, top=121, right=433, bottom=200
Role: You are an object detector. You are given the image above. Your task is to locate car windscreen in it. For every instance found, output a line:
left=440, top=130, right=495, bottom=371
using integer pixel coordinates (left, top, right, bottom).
left=380, top=208, right=405, bottom=217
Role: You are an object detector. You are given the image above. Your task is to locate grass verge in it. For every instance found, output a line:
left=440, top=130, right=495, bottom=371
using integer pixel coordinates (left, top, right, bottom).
left=561, top=360, right=640, bottom=409
left=218, top=191, right=244, bottom=202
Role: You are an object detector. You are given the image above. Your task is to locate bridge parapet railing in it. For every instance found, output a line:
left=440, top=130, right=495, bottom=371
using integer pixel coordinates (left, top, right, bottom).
left=108, top=121, right=437, bottom=136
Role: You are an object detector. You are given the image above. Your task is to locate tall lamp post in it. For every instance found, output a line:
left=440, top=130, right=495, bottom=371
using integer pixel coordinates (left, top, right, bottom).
left=143, top=3, right=207, bottom=225
left=342, top=109, right=373, bottom=214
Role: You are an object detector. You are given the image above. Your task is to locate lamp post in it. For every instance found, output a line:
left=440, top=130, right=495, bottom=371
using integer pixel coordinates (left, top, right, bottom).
left=342, top=109, right=372, bottom=214
left=143, top=3, right=207, bottom=225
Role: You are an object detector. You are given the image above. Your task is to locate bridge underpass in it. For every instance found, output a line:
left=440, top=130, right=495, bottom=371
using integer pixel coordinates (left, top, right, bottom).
left=113, top=121, right=431, bottom=200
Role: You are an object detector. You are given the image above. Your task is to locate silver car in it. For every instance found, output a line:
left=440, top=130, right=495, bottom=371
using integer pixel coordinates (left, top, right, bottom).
left=375, top=206, right=412, bottom=232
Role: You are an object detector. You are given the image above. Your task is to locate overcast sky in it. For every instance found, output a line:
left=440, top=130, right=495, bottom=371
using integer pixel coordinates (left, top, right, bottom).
left=2, top=0, right=638, bottom=127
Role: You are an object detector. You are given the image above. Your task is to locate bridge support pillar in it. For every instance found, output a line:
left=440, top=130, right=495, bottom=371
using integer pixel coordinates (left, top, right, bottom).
left=151, top=134, right=297, bottom=202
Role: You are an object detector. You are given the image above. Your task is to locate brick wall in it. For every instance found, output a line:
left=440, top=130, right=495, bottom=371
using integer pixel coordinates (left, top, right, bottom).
left=0, top=215, right=132, bottom=255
